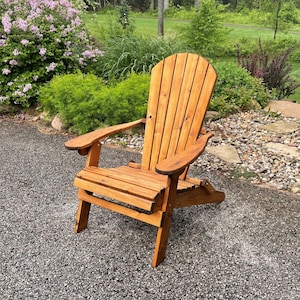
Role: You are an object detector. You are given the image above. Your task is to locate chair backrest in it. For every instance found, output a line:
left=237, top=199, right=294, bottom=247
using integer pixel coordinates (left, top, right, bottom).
left=141, top=53, right=217, bottom=176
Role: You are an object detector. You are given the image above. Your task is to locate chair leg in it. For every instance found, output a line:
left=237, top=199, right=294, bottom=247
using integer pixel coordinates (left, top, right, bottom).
left=74, top=199, right=91, bottom=233
left=152, top=210, right=173, bottom=267
left=151, top=174, right=179, bottom=267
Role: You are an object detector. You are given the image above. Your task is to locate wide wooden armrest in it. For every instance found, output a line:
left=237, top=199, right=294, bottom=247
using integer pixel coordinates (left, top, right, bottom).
left=155, top=132, right=214, bottom=175
left=65, top=118, right=145, bottom=150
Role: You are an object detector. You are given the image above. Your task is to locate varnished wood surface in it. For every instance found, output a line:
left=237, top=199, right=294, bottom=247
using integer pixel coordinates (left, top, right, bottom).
left=66, top=53, right=224, bottom=267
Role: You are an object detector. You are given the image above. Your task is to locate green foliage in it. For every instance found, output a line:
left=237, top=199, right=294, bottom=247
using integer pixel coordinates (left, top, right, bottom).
left=93, top=2, right=135, bottom=44
left=98, top=35, right=183, bottom=80
left=180, top=0, right=230, bottom=57
left=39, top=72, right=150, bottom=134
left=0, top=0, right=102, bottom=108
left=164, top=5, right=195, bottom=19
left=210, top=61, right=274, bottom=116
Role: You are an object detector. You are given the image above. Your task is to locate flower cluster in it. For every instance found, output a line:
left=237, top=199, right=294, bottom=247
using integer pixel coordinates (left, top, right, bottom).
left=0, top=0, right=103, bottom=107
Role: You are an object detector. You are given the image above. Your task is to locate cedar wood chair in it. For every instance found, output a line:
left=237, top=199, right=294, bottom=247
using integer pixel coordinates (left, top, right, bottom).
left=65, top=53, right=225, bottom=267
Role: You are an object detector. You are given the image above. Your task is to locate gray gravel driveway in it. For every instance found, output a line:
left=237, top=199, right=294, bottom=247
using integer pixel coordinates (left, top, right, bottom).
left=0, top=120, right=299, bottom=299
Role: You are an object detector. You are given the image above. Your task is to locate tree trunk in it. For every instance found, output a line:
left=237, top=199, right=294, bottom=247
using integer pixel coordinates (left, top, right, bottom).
left=150, top=0, right=155, bottom=10
left=164, top=0, right=169, bottom=10
left=158, top=0, right=164, bottom=37
left=273, top=0, right=281, bottom=40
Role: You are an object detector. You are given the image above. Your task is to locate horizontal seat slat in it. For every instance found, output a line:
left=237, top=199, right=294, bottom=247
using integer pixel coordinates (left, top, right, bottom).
left=77, top=169, right=160, bottom=201
left=84, top=166, right=197, bottom=194
left=74, top=178, right=156, bottom=212
left=86, top=166, right=167, bottom=191
left=114, top=166, right=196, bottom=191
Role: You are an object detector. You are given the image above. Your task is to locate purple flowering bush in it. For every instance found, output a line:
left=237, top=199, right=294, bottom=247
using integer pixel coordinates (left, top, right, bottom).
left=0, top=0, right=103, bottom=107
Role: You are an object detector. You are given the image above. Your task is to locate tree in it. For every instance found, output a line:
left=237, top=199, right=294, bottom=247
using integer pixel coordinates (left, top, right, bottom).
left=158, top=0, right=164, bottom=36
left=273, top=0, right=281, bottom=39
left=181, top=0, right=229, bottom=57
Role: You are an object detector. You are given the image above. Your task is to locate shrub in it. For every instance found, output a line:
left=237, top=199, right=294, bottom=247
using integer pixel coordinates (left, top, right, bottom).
left=39, top=72, right=150, bottom=134
left=98, top=35, right=184, bottom=80
left=0, top=0, right=102, bottom=107
left=210, top=61, right=274, bottom=116
left=237, top=41, right=300, bottom=99
left=180, top=0, right=230, bottom=57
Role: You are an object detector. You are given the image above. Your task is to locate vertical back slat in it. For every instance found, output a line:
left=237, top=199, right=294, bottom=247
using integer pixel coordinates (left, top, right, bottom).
left=141, top=60, right=164, bottom=170
left=158, top=53, right=189, bottom=162
left=141, top=53, right=217, bottom=173
left=176, top=57, right=210, bottom=153
left=166, top=54, right=201, bottom=158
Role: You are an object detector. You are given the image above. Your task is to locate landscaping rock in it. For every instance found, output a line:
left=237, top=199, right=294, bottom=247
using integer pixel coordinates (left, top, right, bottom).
left=260, top=120, right=300, bottom=134
left=51, top=115, right=63, bottom=131
left=264, top=100, right=300, bottom=119
left=206, top=144, right=241, bottom=164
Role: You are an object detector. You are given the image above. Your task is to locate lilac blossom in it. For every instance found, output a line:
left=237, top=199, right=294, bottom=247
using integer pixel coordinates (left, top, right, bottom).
left=2, top=13, right=12, bottom=34
left=30, top=25, right=39, bottom=34
left=0, top=96, right=8, bottom=102
left=7, top=82, right=13, bottom=86
left=0, top=39, right=7, bottom=46
left=46, top=0, right=58, bottom=10
left=23, top=83, right=32, bottom=93
left=2, top=68, right=11, bottom=75
left=9, top=59, right=18, bottom=66
left=71, top=17, right=81, bottom=27
left=50, top=25, right=56, bottom=32
left=13, top=90, right=25, bottom=97
left=82, top=49, right=103, bottom=59
left=39, top=47, right=47, bottom=56
left=46, top=62, right=57, bottom=72
left=13, top=48, right=20, bottom=56
left=45, top=15, right=54, bottom=23
left=63, top=50, right=72, bottom=56
left=16, top=18, right=27, bottom=31
left=20, top=39, right=29, bottom=46
left=78, top=57, right=84, bottom=65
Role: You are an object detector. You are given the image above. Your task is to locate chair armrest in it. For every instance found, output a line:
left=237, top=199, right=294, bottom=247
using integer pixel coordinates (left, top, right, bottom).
left=64, top=118, right=145, bottom=150
left=155, top=132, right=214, bottom=175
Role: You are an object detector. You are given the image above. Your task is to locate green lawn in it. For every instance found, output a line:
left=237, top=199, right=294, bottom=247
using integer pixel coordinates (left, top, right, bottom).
left=82, top=14, right=185, bottom=39
left=83, top=13, right=300, bottom=103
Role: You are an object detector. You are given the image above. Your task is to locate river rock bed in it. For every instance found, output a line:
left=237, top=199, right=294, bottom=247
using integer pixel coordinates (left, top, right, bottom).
left=104, top=110, right=300, bottom=194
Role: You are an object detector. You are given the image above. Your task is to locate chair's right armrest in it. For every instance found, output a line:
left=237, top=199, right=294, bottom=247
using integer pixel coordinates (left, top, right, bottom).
left=64, top=118, right=145, bottom=151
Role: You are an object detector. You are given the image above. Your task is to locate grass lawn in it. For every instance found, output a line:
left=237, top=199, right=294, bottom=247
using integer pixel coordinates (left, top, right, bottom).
left=83, top=13, right=300, bottom=103
left=82, top=13, right=185, bottom=38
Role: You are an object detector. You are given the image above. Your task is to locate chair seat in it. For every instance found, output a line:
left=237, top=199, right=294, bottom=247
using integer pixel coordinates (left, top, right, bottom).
left=74, top=166, right=198, bottom=213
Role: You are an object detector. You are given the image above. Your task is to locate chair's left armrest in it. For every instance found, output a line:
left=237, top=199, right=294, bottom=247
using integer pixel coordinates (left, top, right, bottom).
left=155, top=132, right=214, bottom=175
left=65, top=118, right=145, bottom=151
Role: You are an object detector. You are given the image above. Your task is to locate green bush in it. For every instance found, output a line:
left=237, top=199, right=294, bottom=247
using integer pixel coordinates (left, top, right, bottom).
left=210, top=61, right=274, bottom=116
left=98, top=35, right=184, bottom=80
left=180, top=0, right=230, bottom=57
left=39, top=72, right=150, bottom=134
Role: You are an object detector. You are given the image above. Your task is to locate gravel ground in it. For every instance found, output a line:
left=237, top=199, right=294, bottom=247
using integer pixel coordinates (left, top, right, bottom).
left=0, top=119, right=299, bottom=300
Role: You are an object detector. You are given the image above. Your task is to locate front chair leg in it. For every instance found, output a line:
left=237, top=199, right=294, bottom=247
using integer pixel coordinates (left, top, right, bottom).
left=152, top=209, right=174, bottom=267
left=152, top=174, right=179, bottom=267
left=74, top=190, right=91, bottom=233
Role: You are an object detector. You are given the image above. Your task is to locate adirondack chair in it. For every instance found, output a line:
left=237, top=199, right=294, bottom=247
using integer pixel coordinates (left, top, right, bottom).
left=65, top=53, right=225, bottom=267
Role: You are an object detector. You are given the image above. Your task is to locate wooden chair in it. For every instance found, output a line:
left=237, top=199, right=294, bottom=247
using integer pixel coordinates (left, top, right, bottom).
left=65, top=53, right=225, bottom=267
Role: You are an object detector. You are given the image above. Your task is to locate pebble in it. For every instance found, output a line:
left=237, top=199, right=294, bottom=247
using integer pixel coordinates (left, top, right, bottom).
left=104, top=110, right=300, bottom=194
